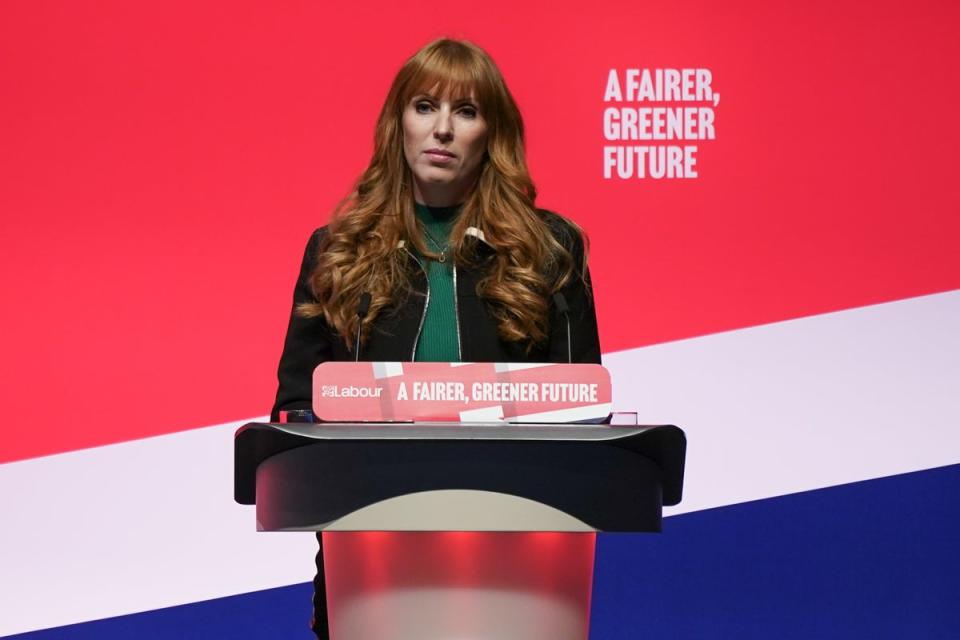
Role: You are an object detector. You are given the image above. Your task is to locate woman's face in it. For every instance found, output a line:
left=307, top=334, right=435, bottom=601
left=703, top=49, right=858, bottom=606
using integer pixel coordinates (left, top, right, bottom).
left=402, top=90, right=488, bottom=207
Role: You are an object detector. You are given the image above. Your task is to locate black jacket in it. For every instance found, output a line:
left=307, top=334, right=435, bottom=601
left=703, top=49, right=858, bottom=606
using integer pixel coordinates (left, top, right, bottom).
left=271, top=210, right=601, bottom=420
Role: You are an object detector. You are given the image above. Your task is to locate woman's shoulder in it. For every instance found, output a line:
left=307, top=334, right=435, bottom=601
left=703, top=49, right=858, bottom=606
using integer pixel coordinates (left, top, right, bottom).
left=534, top=208, right=586, bottom=253
left=293, top=226, right=331, bottom=279
left=308, top=225, right=330, bottom=244
left=301, top=225, right=331, bottom=256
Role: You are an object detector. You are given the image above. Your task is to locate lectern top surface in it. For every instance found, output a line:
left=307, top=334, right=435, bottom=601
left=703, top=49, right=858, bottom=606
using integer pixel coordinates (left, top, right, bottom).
left=270, top=422, right=657, bottom=442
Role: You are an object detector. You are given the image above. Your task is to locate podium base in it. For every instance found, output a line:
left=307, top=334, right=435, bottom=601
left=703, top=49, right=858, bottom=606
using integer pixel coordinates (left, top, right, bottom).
left=324, top=532, right=596, bottom=640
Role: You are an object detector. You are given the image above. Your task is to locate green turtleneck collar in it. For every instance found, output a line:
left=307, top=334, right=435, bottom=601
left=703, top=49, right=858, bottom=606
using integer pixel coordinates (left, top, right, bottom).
left=414, top=202, right=462, bottom=225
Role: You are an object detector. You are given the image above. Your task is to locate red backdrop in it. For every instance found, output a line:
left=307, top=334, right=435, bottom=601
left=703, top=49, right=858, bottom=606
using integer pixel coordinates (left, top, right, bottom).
left=2, top=0, right=958, bottom=462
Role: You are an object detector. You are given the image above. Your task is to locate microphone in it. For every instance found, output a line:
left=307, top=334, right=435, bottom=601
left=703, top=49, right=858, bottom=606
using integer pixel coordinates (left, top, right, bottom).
left=354, top=292, right=372, bottom=362
left=553, top=292, right=572, bottom=364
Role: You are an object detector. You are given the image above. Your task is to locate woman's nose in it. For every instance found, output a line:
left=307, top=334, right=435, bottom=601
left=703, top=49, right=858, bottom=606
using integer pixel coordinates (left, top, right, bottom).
left=434, top=110, right=453, bottom=141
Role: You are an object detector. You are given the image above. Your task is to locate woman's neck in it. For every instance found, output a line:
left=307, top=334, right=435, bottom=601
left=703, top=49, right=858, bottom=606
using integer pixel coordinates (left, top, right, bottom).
left=412, top=175, right=477, bottom=207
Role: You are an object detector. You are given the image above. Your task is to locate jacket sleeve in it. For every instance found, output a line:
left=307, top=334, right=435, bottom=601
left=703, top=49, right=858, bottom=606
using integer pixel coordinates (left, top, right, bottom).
left=270, top=229, right=336, bottom=421
left=546, top=216, right=602, bottom=365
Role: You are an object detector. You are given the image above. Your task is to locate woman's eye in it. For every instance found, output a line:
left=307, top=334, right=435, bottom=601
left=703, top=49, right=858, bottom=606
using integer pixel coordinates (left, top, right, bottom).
left=458, top=106, right=478, bottom=118
left=415, top=101, right=434, bottom=113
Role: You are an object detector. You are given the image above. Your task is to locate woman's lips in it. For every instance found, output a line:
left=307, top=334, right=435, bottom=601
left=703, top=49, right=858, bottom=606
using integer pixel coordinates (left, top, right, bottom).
left=425, top=149, right=456, bottom=163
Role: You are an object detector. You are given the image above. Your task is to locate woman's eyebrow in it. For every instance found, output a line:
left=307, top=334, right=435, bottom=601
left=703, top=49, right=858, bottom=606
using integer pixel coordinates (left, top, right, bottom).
left=412, top=92, right=477, bottom=104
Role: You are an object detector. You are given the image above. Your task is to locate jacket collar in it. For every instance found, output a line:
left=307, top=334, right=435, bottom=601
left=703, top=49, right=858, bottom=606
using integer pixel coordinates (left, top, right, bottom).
left=396, top=226, right=493, bottom=250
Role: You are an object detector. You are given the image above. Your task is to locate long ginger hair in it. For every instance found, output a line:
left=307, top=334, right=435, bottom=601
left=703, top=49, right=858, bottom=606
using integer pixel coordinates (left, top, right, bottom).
left=299, top=38, right=582, bottom=349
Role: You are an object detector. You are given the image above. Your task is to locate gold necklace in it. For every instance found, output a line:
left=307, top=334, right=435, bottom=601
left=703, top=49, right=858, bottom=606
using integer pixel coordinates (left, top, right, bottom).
left=421, top=225, right=451, bottom=263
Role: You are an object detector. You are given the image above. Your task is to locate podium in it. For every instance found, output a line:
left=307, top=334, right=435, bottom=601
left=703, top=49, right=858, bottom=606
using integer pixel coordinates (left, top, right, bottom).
left=235, top=421, right=686, bottom=639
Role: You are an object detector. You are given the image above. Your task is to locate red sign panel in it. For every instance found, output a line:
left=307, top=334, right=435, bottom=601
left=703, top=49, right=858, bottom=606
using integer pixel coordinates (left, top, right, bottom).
left=312, top=362, right=612, bottom=423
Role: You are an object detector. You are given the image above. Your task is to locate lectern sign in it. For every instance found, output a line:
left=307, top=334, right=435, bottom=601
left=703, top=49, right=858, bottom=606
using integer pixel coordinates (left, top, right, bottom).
left=312, top=362, right=612, bottom=423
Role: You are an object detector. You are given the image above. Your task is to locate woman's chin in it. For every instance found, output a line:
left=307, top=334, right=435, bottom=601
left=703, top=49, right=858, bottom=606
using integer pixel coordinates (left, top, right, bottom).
left=416, top=169, right=458, bottom=183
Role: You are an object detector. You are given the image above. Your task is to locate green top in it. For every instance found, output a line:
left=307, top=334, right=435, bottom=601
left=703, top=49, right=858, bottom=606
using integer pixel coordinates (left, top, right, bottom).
left=413, top=202, right=461, bottom=362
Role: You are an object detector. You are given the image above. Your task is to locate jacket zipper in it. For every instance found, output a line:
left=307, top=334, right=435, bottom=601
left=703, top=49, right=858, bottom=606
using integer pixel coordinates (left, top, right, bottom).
left=404, top=247, right=430, bottom=360
left=453, top=265, right=463, bottom=360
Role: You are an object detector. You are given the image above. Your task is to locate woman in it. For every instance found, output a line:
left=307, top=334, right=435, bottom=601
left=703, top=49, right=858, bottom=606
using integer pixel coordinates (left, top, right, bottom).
left=270, top=38, right=601, bottom=639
